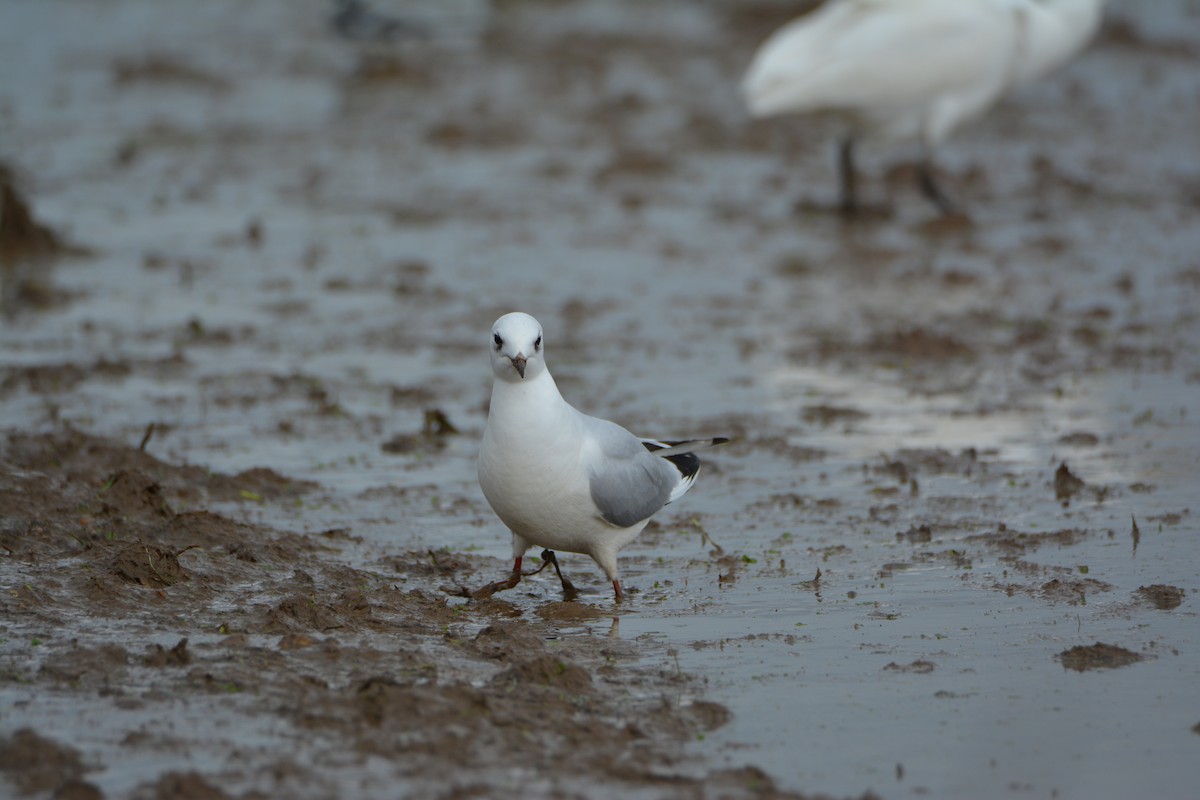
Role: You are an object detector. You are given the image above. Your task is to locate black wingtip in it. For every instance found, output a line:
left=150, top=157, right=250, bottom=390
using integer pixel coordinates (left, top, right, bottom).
left=664, top=451, right=701, bottom=481
left=643, top=438, right=730, bottom=482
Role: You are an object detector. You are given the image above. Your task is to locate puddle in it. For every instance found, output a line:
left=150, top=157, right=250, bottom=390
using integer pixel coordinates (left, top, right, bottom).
left=2, top=1, right=1198, bottom=798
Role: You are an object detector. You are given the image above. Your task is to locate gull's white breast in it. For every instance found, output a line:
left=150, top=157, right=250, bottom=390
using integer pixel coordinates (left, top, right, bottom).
left=478, top=387, right=627, bottom=554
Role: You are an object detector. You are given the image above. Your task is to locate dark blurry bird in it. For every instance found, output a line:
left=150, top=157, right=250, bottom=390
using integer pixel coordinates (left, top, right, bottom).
left=741, top=0, right=1108, bottom=216
left=330, top=0, right=427, bottom=42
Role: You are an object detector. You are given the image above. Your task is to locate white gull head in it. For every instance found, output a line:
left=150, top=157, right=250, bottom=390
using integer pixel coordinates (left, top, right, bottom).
left=489, top=311, right=545, bottom=383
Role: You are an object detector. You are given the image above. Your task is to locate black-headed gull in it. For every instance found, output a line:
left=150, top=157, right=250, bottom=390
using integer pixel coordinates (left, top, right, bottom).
left=476, top=312, right=728, bottom=602
left=741, top=0, right=1107, bottom=215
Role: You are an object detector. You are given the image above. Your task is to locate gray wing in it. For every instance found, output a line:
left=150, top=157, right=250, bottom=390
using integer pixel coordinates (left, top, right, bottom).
left=583, top=416, right=677, bottom=529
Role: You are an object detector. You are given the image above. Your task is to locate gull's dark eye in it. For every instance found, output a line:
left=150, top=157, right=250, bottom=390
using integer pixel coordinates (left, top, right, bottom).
left=534, top=335, right=542, bottom=352
left=493, top=332, right=503, bottom=349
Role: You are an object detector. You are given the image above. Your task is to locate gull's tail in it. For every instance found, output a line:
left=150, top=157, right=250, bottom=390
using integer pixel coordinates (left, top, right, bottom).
left=640, top=437, right=730, bottom=504
left=640, top=437, right=729, bottom=459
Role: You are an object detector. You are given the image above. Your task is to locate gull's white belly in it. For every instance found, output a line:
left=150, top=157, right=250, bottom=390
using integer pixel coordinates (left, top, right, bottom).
left=479, top=433, right=622, bottom=554
left=477, top=372, right=658, bottom=575
left=472, top=424, right=652, bottom=563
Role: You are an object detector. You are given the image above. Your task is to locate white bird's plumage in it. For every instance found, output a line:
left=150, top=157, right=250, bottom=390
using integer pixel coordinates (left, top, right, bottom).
left=477, top=312, right=725, bottom=599
left=741, top=0, right=1108, bottom=212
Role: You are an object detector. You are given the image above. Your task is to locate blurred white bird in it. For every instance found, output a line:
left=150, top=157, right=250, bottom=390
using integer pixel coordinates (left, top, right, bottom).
left=741, top=0, right=1108, bottom=216
left=476, top=312, right=727, bottom=602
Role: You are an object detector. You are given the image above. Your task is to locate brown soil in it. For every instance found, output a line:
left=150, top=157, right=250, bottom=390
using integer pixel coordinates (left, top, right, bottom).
left=3, top=0, right=1196, bottom=796
left=1057, top=643, right=1145, bottom=672
left=0, top=164, right=70, bottom=268
left=1134, top=584, right=1185, bottom=610
left=0, top=163, right=86, bottom=314
left=0, top=728, right=90, bottom=796
left=883, top=660, right=937, bottom=675
left=0, top=429, right=831, bottom=800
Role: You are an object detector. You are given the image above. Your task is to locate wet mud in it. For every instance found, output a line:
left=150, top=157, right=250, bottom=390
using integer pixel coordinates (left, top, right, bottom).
left=2, top=1, right=1199, bottom=798
left=1056, top=642, right=1145, bottom=672
left=1, top=431, right=769, bottom=799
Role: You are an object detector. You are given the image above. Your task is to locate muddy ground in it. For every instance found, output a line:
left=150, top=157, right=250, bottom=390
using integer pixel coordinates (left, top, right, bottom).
left=0, top=428, right=774, bottom=799
left=1, top=1, right=1199, bottom=799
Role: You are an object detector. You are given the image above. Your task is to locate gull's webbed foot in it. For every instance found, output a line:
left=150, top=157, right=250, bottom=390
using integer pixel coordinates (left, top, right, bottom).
left=472, top=556, right=523, bottom=600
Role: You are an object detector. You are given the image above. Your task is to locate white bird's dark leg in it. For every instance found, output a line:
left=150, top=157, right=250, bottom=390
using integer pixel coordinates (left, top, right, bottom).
left=521, top=553, right=552, bottom=577
left=534, top=550, right=578, bottom=600
left=917, top=153, right=959, bottom=216
left=612, top=580, right=623, bottom=602
left=838, top=136, right=860, bottom=216
left=473, top=555, right=523, bottom=599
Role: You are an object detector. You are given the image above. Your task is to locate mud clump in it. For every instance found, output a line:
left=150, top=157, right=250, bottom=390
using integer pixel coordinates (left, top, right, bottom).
left=204, top=466, right=318, bottom=503
left=874, top=448, right=981, bottom=487
left=970, top=525, right=1088, bottom=554
left=1058, top=643, right=1144, bottom=672
left=167, top=511, right=258, bottom=552
left=112, top=56, right=231, bottom=92
left=98, top=470, right=174, bottom=518
left=2, top=428, right=317, bottom=510
left=896, top=524, right=933, bottom=543
left=352, top=678, right=488, bottom=729
left=130, top=771, right=232, bottom=800
left=802, top=404, right=868, bottom=427
left=0, top=163, right=85, bottom=314
left=1058, top=431, right=1100, bottom=447
left=263, top=593, right=354, bottom=634
left=1135, top=584, right=1185, bottom=610
left=144, top=638, right=191, bottom=667
left=48, top=779, right=104, bottom=800
left=111, top=542, right=191, bottom=587
left=39, top=643, right=129, bottom=686
left=0, top=164, right=70, bottom=267
left=685, top=700, right=733, bottom=732
left=883, top=660, right=936, bottom=674
left=1054, top=462, right=1086, bottom=502
left=593, top=148, right=676, bottom=186
left=494, top=654, right=594, bottom=694
left=381, top=408, right=460, bottom=455
left=471, top=622, right=545, bottom=661
left=0, top=728, right=89, bottom=795
left=867, top=328, right=975, bottom=362
left=1039, top=577, right=1113, bottom=605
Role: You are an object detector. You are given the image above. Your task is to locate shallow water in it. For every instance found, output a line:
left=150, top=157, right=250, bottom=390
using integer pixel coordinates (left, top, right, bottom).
left=2, top=1, right=1199, bottom=798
